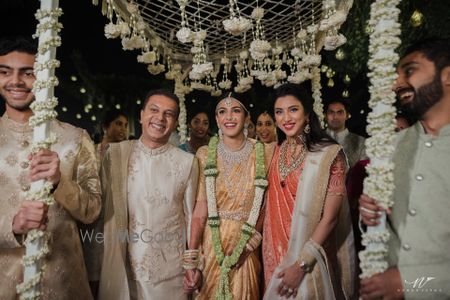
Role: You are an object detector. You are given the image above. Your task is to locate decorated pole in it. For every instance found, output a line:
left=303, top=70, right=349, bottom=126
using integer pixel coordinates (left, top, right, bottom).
left=359, top=0, right=401, bottom=279
left=16, top=1, right=62, bottom=299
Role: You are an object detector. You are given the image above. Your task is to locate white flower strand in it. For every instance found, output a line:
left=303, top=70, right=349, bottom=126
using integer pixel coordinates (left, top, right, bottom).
left=359, top=0, right=401, bottom=280
left=37, top=36, right=61, bottom=54
left=311, top=67, right=324, bottom=127
left=34, top=59, right=60, bottom=72
left=18, top=3, right=61, bottom=298
left=33, top=19, right=63, bottom=38
left=174, top=80, right=188, bottom=143
left=34, top=7, right=63, bottom=19
left=31, top=76, right=59, bottom=93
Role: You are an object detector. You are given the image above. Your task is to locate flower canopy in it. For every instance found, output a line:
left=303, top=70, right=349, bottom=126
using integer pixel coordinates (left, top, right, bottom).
left=95, top=0, right=353, bottom=93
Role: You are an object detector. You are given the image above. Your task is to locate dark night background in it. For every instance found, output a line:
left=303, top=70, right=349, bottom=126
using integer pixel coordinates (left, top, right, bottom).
left=1, top=0, right=449, bottom=139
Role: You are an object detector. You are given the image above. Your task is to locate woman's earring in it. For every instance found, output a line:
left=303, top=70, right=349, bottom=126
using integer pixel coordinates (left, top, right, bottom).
left=218, top=128, right=223, bottom=139
left=304, top=123, right=311, bottom=134
left=244, top=123, right=249, bottom=138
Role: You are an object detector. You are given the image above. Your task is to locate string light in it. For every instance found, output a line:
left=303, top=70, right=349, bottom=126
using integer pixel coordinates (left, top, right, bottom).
left=335, top=48, right=345, bottom=60
left=410, top=9, right=424, bottom=27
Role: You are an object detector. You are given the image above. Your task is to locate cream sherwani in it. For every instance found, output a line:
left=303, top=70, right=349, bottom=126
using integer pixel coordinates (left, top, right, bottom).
left=99, top=140, right=198, bottom=300
left=327, top=128, right=366, bottom=168
left=0, top=115, right=101, bottom=300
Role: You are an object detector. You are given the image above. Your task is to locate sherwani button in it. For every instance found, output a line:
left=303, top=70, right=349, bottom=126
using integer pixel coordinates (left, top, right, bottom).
left=415, top=174, right=424, bottom=181
left=402, top=244, right=411, bottom=251
left=21, top=185, right=30, bottom=192
left=425, top=141, right=433, bottom=148
left=20, top=161, right=29, bottom=169
left=408, top=208, right=417, bottom=216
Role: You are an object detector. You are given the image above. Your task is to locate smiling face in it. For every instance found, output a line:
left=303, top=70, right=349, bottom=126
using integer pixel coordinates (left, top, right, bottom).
left=256, top=113, right=276, bottom=143
left=189, top=112, right=209, bottom=140
left=215, top=98, right=246, bottom=139
left=104, top=115, right=128, bottom=143
left=140, top=94, right=179, bottom=148
left=393, top=51, right=443, bottom=120
left=0, top=51, right=36, bottom=116
left=274, top=95, right=308, bottom=139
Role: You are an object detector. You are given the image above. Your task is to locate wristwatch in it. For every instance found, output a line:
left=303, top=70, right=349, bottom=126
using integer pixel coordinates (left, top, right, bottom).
left=298, top=260, right=311, bottom=273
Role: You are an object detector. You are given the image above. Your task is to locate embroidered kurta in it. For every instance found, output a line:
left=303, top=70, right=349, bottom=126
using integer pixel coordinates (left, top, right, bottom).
left=99, top=140, right=198, bottom=300
left=0, top=115, right=101, bottom=300
left=195, top=139, right=274, bottom=300
left=327, top=128, right=366, bottom=168
left=79, top=143, right=108, bottom=283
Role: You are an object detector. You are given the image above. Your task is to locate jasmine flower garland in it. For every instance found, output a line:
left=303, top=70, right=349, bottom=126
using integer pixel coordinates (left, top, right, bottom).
left=204, top=136, right=267, bottom=300
left=359, top=0, right=401, bottom=279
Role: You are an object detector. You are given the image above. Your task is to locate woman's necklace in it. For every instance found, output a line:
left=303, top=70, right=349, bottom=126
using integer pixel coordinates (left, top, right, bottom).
left=278, top=137, right=307, bottom=187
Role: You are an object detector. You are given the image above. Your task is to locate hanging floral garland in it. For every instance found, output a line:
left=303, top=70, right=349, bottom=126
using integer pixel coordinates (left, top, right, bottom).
left=359, top=0, right=401, bottom=279
left=204, top=136, right=267, bottom=300
left=174, top=79, right=188, bottom=143
left=311, top=66, right=325, bottom=127
left=16, top=4, right=62, bottom=300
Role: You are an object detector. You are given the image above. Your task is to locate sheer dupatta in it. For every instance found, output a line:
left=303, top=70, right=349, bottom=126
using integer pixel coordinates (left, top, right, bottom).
left=264, top=144, right=355, bottom=299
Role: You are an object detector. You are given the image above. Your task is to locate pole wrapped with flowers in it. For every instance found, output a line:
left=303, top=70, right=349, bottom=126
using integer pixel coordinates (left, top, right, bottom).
left=359, top=0, right=401, bottom=279
left=16, top=1, right=62, bottom=299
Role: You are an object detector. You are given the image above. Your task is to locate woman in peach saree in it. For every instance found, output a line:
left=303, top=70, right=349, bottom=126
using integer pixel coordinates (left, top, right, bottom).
left=263, top=83, right=355, bottom=299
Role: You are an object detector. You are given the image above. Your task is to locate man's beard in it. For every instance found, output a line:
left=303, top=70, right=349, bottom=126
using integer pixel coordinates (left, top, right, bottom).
left=402, top=73, right=443, bottom=120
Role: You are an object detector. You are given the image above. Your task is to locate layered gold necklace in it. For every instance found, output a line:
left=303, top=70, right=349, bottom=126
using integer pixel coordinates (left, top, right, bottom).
left=278, top=137, right=307, bottom=187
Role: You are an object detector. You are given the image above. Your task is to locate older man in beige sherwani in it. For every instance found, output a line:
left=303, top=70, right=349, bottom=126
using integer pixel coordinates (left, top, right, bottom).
left=99, top=89, right=198, bottom=300
left=0, top=37, right=101, bottom=299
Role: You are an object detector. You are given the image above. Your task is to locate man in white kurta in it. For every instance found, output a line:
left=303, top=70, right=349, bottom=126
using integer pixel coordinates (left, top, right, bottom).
left=99, top=90, right=198, bottom=300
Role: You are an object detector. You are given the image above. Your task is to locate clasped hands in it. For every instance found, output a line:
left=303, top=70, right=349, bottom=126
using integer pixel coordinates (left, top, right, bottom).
left=12, top=149, right=61, bottom=235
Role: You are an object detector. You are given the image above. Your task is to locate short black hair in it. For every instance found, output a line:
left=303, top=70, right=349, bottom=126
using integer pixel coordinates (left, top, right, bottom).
left=325, top=99, right=350, bottom=113
left=402, top=38, right=450, bottom=74
left=142, top=89, right=180, bottom=117
left=0, top=36, right=37, bottom=56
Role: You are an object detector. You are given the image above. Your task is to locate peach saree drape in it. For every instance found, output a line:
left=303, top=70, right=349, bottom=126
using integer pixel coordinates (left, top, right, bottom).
left=263, top=144, right=355, bottom=299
